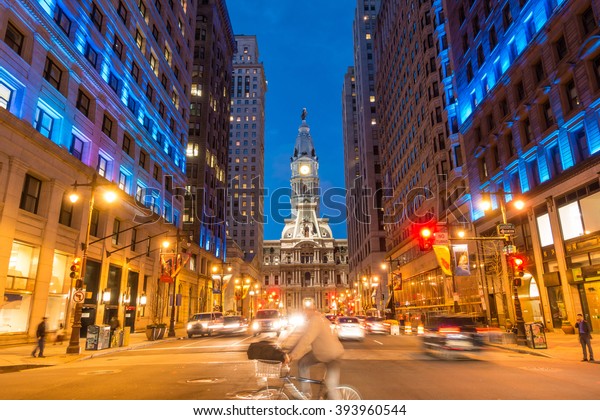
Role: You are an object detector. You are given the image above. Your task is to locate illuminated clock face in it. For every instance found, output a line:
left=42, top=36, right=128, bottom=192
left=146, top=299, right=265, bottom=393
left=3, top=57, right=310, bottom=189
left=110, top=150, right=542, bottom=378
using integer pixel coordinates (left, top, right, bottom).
left=299, top=164, right=311, bottom=175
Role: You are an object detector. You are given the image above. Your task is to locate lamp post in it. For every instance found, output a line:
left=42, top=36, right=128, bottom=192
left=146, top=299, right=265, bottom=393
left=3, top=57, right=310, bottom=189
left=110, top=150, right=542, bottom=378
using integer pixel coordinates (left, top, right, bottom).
left=381, top=260, right=400, bottom=320
left=161, top=229, right=189, bottom=338
left=66, top=173, right=116, bottom=354
left=249, top=290, right=255, bottom=320
left=481, top=190, right=526, bottom=345
left=211, top=262, right=232, bottom=312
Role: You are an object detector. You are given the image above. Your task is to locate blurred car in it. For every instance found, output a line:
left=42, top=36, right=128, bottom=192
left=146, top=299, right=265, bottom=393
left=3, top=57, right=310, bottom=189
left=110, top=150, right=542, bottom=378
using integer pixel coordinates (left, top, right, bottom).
left=334, top=316, right=365, bottom=341
left=251, top=309, right=283, bottom=336
left=221, top=315, right=248, bottom=335
left=355, top=315, right=366, bottom=326
left=325, top=314, right=337, bottom=323
left=421, top=315, right=484, bottom=358
left=365, top=316, right=391, bottom=334
left=186, top=312, right=224, bottom=338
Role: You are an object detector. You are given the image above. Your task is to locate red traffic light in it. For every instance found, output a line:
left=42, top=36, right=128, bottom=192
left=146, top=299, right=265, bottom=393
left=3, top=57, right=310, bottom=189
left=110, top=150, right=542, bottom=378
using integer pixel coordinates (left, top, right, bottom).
left=420, top=227, right=432, bottom=239
left=510, top=255, right=525, bottom=277
left=416, top=223, right=436, bottom=251
left=513, top=257, right=524, bottom=268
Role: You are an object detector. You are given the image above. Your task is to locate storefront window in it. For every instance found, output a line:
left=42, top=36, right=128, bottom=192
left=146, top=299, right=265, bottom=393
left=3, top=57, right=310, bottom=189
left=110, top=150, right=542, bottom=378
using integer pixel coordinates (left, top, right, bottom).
left=1, top=242, right=39, bottom=333
left=580, top=191, right=600, bottom=234
left=536, top=213, right=554, bottom=246
left=558, top=202, right=584, bottom=240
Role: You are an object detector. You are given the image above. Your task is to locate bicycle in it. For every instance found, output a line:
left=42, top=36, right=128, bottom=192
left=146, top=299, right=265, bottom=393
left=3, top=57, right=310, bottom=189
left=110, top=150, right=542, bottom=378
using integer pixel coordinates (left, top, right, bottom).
left=229, top=359, right=361, bottom=400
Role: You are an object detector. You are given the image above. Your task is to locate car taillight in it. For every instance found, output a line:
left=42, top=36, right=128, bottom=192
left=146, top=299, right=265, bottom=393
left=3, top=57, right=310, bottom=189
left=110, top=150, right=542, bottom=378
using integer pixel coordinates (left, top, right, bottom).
left=439, top=327, right=461, bottom=334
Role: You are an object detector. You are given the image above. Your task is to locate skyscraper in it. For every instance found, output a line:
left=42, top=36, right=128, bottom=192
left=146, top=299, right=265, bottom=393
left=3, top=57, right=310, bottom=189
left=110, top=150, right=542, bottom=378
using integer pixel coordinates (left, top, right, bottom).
left=228, top=35, right=266, bottom=264
left=445, top=0, right=600, bottom=329
left=343, top=0, right=388, bottom=314
left=374, top=0, right=467, bottom=318
left=185, top=0, right=234, bottom=262
left=0, top=0, right=197, bottom=342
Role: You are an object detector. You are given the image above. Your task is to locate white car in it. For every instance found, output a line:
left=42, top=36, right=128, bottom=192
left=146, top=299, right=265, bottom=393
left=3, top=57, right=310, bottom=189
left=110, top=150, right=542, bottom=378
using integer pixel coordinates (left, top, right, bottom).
left=334, top=316, right=365, bottom=341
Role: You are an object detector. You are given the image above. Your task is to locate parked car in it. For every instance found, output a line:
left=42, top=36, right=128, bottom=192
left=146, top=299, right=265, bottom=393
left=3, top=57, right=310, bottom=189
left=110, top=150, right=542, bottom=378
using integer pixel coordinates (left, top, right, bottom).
left=421, top=315, right=484, bottom=358
left=221, top=315, right=248, bottom=335
left=334, top=316, right=365, bottom=341
left=186, top=312, right=224, bottom=338
left=365, top=316, right=391, bottom=334
left=251, top=309, right=283, bottom=336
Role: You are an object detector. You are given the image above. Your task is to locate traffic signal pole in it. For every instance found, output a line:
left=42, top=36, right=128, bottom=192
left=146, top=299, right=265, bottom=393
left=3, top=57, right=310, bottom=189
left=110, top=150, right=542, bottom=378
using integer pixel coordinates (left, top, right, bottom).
left=499, top=199, right=527, bottom=346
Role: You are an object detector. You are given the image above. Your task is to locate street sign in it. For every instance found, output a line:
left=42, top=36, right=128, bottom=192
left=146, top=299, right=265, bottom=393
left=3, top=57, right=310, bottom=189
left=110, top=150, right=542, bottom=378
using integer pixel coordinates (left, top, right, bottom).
left=73, top=290, right=85, bottom=303
left=433, top=231, right=449, bottom=245
left=497, top=223, right=516, bottom=235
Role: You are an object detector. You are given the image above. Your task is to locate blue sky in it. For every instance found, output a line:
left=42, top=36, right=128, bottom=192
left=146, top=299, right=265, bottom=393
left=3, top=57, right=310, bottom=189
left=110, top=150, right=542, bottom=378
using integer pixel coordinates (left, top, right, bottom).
left=226, top=0, right=355, bottom=240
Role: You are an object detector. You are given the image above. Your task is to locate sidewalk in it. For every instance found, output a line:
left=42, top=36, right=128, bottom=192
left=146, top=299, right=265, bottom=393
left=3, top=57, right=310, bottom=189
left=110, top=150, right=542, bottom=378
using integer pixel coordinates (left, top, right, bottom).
left=0, top=329, right=593, bottom=372
left=0, top=328, right=186, bottom=373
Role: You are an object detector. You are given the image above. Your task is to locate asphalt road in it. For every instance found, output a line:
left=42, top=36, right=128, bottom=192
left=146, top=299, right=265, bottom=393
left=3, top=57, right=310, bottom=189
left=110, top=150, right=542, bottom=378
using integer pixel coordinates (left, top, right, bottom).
left=1, top=332, right=599, bottom=400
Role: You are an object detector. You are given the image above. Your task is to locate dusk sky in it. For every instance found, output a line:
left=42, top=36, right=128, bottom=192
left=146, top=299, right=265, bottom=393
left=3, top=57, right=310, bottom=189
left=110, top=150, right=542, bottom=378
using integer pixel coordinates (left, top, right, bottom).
left=226, top=0, right=356, bottom=240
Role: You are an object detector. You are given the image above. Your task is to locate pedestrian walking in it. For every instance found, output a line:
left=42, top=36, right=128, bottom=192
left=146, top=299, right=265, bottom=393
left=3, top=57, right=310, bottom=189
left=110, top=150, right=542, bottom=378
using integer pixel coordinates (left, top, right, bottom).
left=575, top=313, right=594, bottom=362
left=31, top=317, right=47, bottom=358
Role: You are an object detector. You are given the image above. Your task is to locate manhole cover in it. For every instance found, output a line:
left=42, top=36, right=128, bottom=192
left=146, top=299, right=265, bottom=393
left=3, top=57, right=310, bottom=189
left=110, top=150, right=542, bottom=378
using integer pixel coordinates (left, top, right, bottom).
left=187, top=377, right=226, bottom=384
left=79, top=370, right=120, bottom=375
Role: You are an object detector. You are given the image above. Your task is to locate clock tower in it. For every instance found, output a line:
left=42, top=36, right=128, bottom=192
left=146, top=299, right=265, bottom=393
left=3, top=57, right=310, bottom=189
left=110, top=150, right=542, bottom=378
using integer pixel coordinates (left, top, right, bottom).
left=262, top=109, right=349, bottom=313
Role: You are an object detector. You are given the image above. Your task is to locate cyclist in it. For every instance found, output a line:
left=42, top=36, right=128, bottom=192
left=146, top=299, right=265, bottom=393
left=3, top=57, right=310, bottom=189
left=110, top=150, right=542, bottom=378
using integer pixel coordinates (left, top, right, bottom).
left=285, top=298, right=344, bottom=399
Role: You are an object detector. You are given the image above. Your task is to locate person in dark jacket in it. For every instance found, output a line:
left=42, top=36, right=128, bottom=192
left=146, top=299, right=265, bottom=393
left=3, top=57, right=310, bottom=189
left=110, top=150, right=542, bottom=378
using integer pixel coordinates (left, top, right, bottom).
left=575, top=313, right=594, bottom=362
left=31, top=317, right=47, bottom=358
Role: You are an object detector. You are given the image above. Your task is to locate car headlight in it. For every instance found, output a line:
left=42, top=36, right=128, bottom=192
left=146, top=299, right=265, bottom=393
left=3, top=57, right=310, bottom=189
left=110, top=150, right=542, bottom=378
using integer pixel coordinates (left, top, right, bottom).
left=273, top=321, right=281, bottom=329
left=186, top=323, right=193, bottom=330
left=252, top=321, right=259, bottom=330
left=202, top=322, right=208, bottom=329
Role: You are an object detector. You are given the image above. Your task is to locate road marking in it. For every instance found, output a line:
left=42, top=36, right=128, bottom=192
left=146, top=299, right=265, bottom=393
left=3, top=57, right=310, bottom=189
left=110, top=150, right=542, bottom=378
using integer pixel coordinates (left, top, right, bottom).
left=373, top=340, right=384, bottom=345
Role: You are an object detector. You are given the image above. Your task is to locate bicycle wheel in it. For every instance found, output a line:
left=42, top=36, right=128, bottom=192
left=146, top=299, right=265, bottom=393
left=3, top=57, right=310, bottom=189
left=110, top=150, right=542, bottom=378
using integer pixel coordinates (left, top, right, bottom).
left=253, top=387, right=290, bottom=400
left=327, top=385, right=361, bottom=400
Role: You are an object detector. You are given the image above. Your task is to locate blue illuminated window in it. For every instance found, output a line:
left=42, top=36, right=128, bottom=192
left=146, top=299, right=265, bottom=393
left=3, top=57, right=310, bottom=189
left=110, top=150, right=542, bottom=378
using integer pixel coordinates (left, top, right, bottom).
left=53, top=6, right=71, bottom=36
left=76, top=89, right=91, bottom=118
left=113, top=35, right=124, bottom=60
left=0, top=80, right=13, bottom=110
left=43, top=56, right=63, bottom=91
left=84, top=43, right=98, bottom=68
left=90, top=3, right=104, bottom=32
left=97, top=155, right=109, bottom=178
left=4, top=22, right=24, bottom=56
left=102, top=114, right=114, bottom=139
left=34, top=107, right=54, bottom=138
left=108, top=73, right=120, bottom=94
left=569, top=128, right=590, bottom=165
left=70, top=135, right=85, bottom=160
left=118, top=169, right=130, bottom=193
left=503, top=4, right=513, bottom=30
left=117, top=1, right=128, bottom=23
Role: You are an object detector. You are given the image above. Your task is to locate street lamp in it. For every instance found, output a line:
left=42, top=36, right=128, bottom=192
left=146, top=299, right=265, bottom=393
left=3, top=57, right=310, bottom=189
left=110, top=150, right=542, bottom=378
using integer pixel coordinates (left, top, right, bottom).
left=480, top=190, right=526, bottom=345
left=211, top=262, right=232, bottom=312
left=66, top=173, right=117, bottom=354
